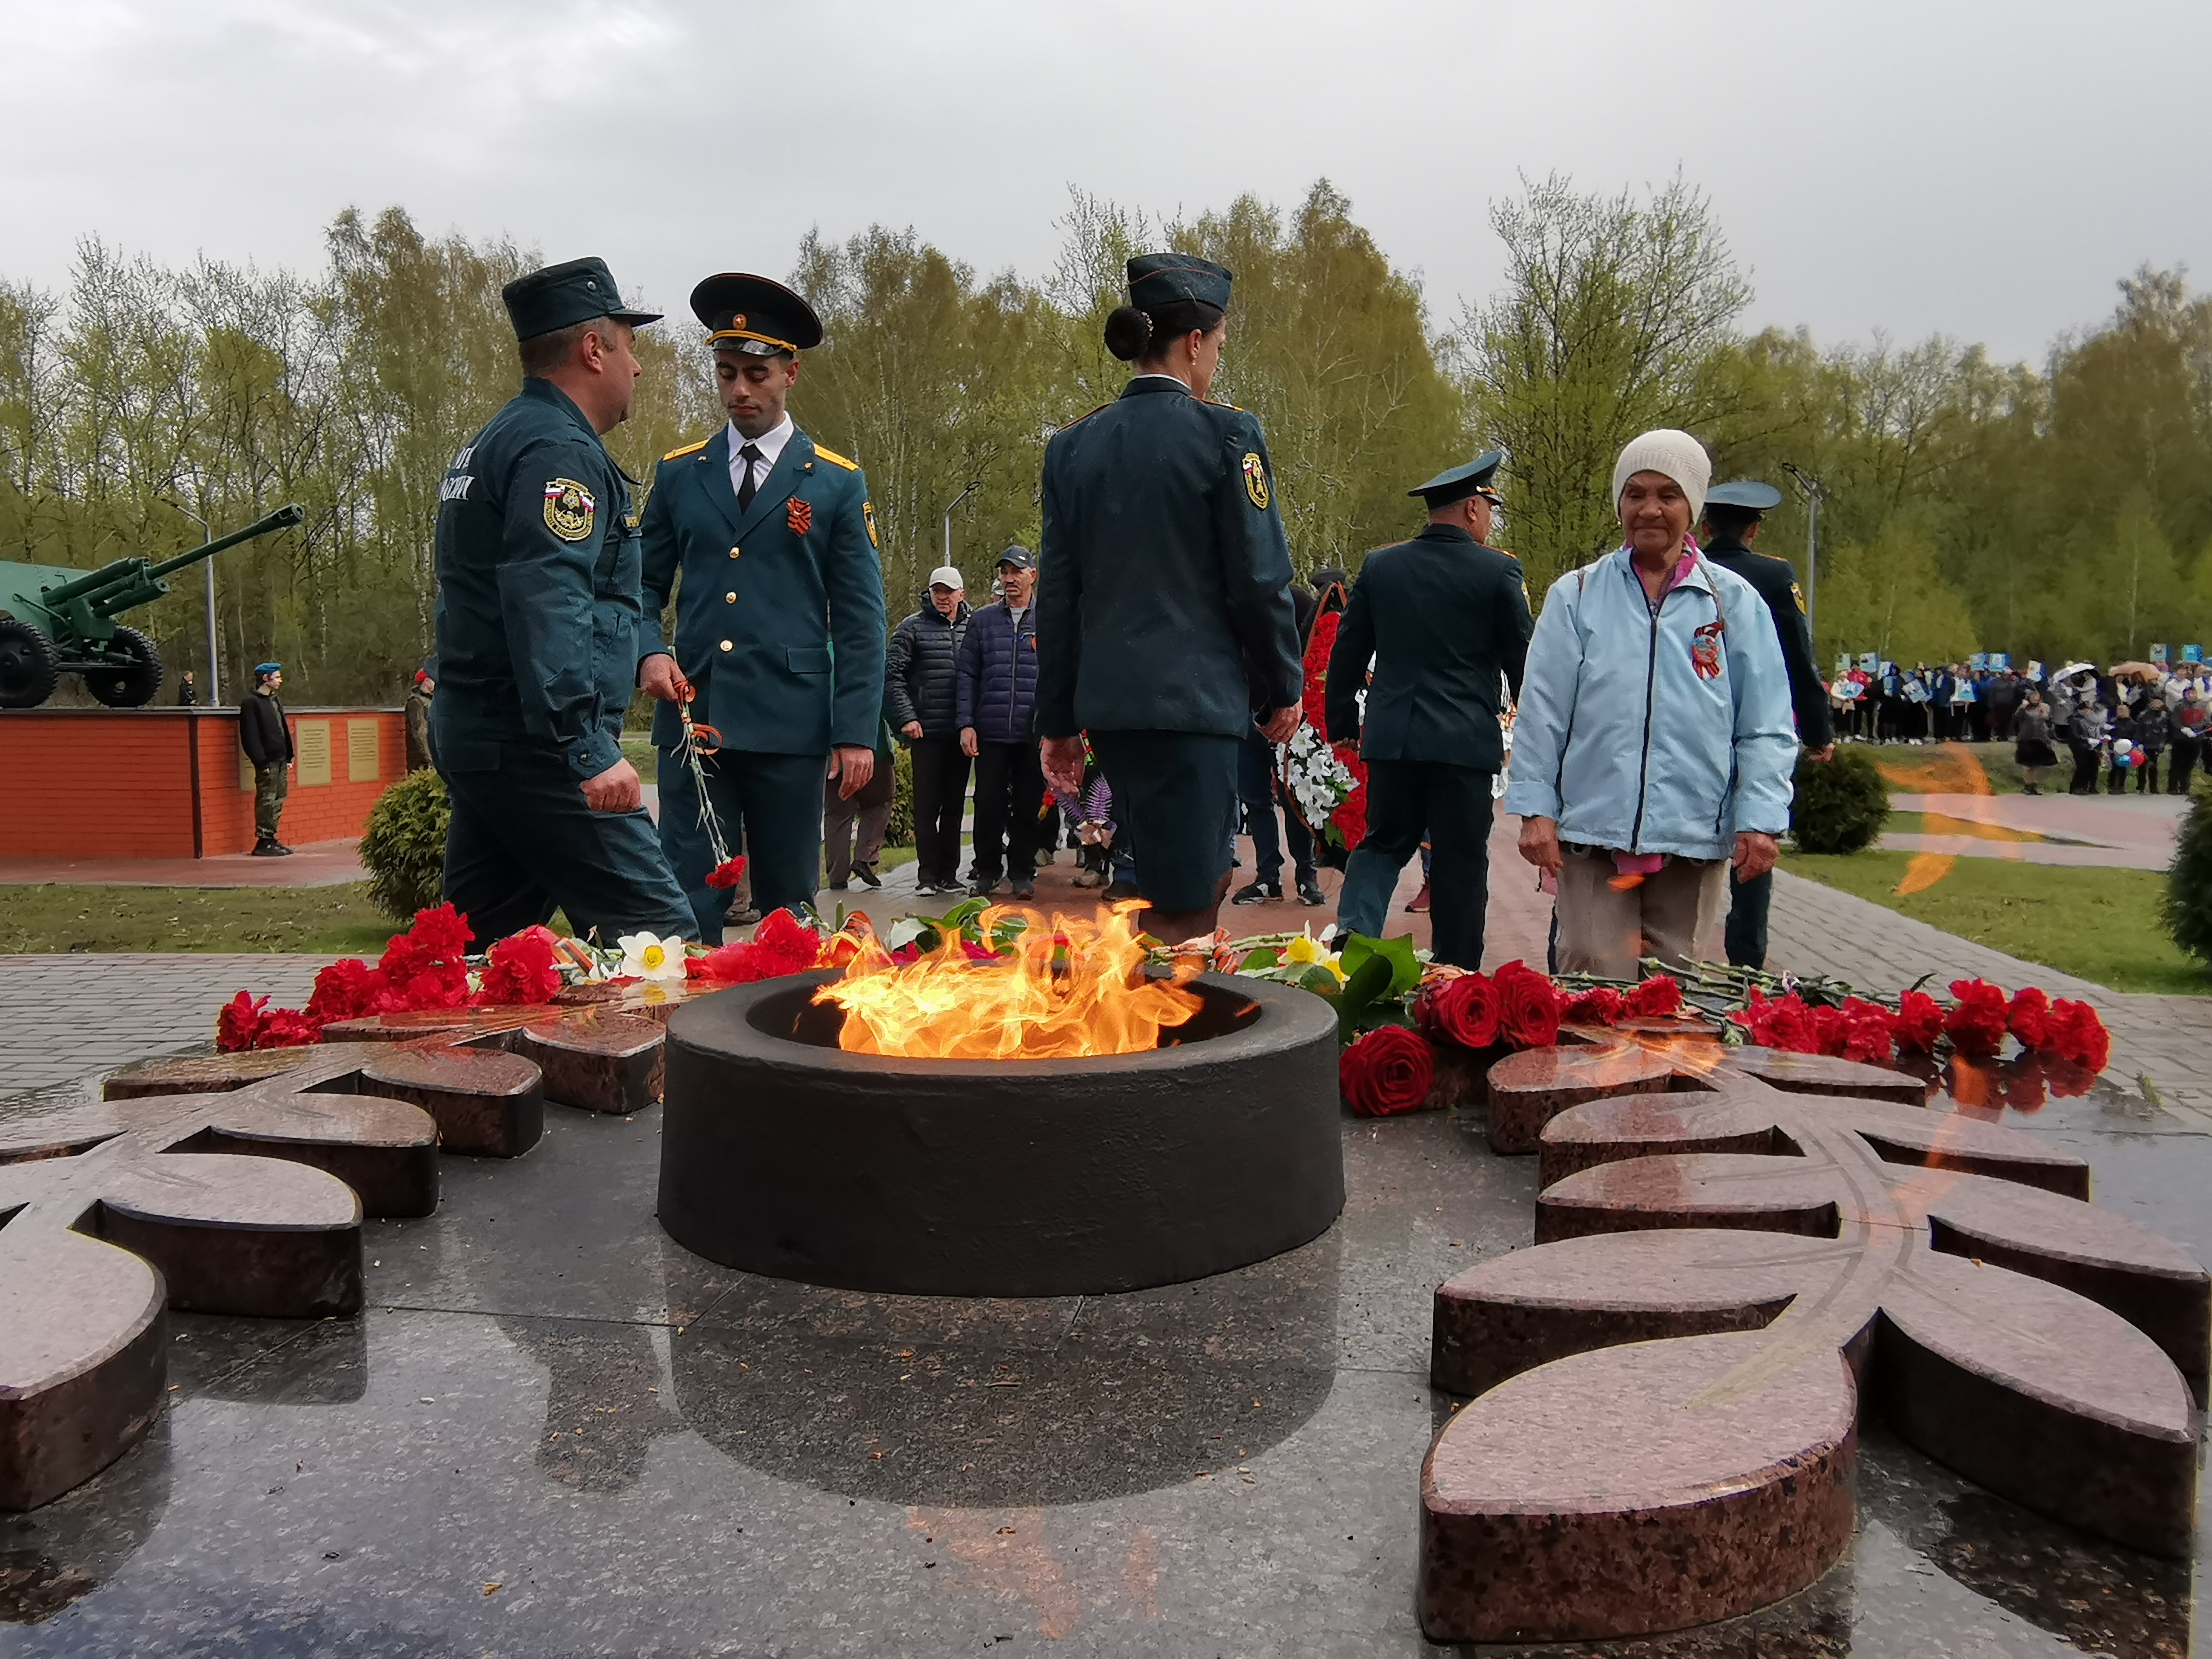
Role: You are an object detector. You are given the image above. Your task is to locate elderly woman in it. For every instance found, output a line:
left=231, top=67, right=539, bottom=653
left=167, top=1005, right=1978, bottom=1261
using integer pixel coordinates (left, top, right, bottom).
left=1505, top=431, right=1797, bottom=977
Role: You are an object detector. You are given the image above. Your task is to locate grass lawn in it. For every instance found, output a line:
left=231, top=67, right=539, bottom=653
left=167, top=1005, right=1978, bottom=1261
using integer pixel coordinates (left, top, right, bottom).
left=1859, top=740, right=2032, bottom=796
left=1780, top=849, right=2208, bottom=996
left=0, top=883, right=399, bottom=957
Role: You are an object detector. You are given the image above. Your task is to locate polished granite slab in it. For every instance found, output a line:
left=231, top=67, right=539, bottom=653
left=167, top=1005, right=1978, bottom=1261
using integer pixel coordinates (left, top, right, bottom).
left=2, top=1074, right=2205, bottom=1657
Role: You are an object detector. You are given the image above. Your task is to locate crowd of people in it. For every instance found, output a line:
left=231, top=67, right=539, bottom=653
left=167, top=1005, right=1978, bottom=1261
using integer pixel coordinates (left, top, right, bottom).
left=1830, top=659, right=2209, bottom=795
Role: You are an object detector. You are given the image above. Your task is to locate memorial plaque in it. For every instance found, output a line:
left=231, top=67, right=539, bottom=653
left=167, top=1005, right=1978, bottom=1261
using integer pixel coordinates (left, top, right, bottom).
left=346, top=718, right=380, bottom=781
left=294, top=719, right=331, bottom=786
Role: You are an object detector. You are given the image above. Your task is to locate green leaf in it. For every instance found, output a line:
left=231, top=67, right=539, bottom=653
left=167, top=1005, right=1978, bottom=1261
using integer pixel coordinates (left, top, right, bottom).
left=1334, top=952, right=1396, bottom=1043
left=1240, top=946, right=1285, bottom=970
left=1337, top=931, right=1421, bottom=998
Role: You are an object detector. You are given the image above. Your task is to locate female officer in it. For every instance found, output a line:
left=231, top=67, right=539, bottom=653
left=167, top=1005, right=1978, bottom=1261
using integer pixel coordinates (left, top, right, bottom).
left=1034, top=254, right=1305, bottom=944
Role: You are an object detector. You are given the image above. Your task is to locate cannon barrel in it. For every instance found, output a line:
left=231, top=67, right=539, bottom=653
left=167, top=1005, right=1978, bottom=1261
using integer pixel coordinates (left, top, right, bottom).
left=35, top=504, right=306, bottom=611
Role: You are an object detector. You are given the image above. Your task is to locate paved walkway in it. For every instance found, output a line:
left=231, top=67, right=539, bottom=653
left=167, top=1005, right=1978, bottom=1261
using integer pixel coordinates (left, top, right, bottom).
left=1879, top=790, right=2184, bottom=870
left=0, top=838, right=367, bottom=888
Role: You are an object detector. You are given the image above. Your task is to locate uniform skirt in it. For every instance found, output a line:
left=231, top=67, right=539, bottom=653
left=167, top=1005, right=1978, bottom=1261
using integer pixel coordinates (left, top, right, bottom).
left=2014, top=738, right=2057, bottom=768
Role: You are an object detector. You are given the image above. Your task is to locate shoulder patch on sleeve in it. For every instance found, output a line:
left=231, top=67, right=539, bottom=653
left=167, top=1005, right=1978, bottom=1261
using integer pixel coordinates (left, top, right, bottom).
left=1791, top=580, right=1808, bottom=614
left=811, top=443, right=860, bottom=471
left=663, top=438, right=709, bottom=462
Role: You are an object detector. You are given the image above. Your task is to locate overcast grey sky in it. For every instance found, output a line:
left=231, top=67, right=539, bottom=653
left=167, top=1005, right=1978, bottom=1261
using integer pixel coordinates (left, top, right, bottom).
left=6, top=0, right=2207, bottom=363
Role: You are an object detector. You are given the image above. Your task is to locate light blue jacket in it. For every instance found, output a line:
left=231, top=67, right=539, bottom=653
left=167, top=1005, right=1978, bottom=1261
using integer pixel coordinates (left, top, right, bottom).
left=1503, top=548, right=1798, bottom=860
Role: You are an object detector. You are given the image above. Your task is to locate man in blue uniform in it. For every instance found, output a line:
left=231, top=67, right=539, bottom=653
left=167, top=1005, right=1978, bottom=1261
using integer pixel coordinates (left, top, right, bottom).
left=637, top=273, right=886, bottom=942
left=1327, top=451, right=1533, bottom=968
left=1035, top=254, right=1303, bottom=945
left=431, top=256, right=696, bottom=944
left=1698, top=479, right=1833, bottom=969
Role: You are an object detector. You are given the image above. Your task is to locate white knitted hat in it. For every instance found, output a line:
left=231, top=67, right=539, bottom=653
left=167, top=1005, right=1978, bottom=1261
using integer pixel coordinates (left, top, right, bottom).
left=1611, top=429, right=1712, bottom=523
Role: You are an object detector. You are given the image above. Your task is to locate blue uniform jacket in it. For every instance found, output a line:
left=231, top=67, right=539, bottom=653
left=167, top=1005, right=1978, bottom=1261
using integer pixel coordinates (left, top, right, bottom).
left=1503, top=548, right=1797, bottom=860
left=1325, top=524, right=1534, bottom=769
left=1034, top=377, right=1302, bottom=738
left=637, top=425, right=886, bottom=755
left=1702, top=535, right=1836, bottom=750
left=430, top=377, right=638, bottom=783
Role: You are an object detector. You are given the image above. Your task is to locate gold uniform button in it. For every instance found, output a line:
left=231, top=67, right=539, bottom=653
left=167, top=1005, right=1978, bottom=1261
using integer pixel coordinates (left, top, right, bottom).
left=724, top=591, right=737, bottom=603
left=719, top=639, right=733, bottom=652
left=729, top=546, right=741, bottom=558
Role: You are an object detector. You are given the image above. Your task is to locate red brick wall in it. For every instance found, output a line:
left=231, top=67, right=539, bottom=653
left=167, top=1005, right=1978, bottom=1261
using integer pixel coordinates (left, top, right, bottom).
left=0, top=708, right=406, bottom=858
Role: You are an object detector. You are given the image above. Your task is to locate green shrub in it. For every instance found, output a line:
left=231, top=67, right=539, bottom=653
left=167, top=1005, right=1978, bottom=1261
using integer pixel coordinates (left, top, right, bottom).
left=359, top=767, right=450, bottom=921
left=1790, top=746, right=1889, bottom=855
left=2163, top=779, right=2212, bottom=971
left=883, top=745, right=914, bottom=847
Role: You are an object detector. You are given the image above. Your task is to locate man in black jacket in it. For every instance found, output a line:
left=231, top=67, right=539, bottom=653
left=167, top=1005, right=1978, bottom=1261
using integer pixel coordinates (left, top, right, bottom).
left=238, top=662, right=295, bottom=856
left=886, top=567, right=972, bottom=895
left=1698, top=481, right=1834, bottom=969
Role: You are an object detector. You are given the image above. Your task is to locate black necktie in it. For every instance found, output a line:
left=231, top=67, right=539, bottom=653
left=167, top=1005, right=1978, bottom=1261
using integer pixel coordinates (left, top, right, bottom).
left=737, top=442, right=763, bottom=511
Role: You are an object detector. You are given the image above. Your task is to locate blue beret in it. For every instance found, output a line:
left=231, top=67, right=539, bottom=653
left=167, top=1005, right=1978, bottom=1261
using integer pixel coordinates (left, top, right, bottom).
left=1127, top=252, right=1233, bottom=312
left=501, top=256, right=661, bottom=343
left=1705, top=479, right=1784, bottom=512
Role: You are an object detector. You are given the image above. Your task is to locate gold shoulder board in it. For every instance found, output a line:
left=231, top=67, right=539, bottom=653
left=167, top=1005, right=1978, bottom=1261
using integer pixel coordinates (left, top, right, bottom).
left=812, top=444, right=860, bottom=471
left=663, top=438, right=709, bottom=461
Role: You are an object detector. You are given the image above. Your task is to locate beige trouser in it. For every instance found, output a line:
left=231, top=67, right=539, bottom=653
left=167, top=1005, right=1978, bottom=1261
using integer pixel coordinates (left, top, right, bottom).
left=1554, top=850, right=1728, bottom=979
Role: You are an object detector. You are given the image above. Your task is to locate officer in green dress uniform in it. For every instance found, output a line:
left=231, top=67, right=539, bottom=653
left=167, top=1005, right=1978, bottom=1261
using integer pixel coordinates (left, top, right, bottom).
left=637, top=274, right=887, bottom=942
left=1326, top=451, right=1533, bottom=968
left=1035, top=253, right=1304, bottom=944
left=1699, top=479, right=1834, bottom=969
left=431, top=257, right=697, bottom=943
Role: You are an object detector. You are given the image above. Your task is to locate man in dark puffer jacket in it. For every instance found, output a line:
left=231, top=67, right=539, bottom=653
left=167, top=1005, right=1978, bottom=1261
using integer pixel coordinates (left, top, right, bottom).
left=958, top=546, right=1043, bottom=899
left=886, top=567, right=972, bottom=894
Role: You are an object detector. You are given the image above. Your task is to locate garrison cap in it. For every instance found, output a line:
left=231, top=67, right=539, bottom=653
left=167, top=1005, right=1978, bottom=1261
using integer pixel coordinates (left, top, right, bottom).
left=1127, top=252, right=1233, bottom=311
left=1409, top=448, right=1506, bottom=509
left=690, top=273, right=824, bottom=357
left=1705, top=479, right=1785, bottom=514
left=995, top=544, right=1036, bottom=571
left=502, top=256, right=661, bottom=342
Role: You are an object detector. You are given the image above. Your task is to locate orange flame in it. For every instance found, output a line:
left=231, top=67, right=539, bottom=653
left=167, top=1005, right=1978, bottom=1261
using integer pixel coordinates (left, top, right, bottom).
left=812, top=900, right=1203, bottom=1059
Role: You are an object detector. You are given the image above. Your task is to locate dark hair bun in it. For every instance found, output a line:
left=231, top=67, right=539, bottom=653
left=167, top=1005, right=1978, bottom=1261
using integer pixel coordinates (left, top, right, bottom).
left=1103, top=305, right=1152, bottom=362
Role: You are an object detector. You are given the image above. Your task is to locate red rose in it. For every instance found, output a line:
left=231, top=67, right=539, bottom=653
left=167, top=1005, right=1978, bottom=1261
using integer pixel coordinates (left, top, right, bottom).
left=2005, top=987, right=2051, bottom=1050
left=1416, top=972, right=1501, bottom=1050
left=1492, top=960, right=1562, bottom=1049
left=2046, top=999, right=2111, bottom=1072
left=1893, top=989, right=1944, bottom=1054
left=216, top=990, right=268, bottom=1053
left=1561, top=986, right=1624, bottom=1025
left=705, top=857, right=747, bottom=891
left=1623, top=975, right=1682, bottom=1018
left=1944, top=979, right=2009, bottom=1057
left=1338, top=1025, right=1434, bottom=1117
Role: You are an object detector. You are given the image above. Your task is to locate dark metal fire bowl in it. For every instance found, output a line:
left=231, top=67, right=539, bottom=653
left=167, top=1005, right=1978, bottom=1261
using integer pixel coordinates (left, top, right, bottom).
left=657, top=970, right=1344, bottom=1297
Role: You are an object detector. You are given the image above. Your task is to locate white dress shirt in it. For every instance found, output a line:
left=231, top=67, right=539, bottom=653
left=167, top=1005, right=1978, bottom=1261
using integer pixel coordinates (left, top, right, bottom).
left=727, top=413, right=794, bottom=501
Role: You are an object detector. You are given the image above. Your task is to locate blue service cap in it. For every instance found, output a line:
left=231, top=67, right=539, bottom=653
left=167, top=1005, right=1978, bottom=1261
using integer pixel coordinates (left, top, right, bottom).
left=1705, top=479, right=1784, bottom=513
left=1409, top=449, right=1505, bottom=508
left=1127, top=252, right=1233, bottom=311
left=691, top=272, right=824, bottom=356
left=501, top=256, right=661, bottom=343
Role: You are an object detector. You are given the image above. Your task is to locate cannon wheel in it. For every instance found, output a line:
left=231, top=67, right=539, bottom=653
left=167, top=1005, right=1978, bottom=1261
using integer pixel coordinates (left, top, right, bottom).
left=83, top=626, right=163, bottom=709
left=0, top=618, right=61, bottom=708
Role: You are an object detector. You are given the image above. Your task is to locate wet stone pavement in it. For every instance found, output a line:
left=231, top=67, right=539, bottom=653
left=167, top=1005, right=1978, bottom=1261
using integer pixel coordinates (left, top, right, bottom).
left=3, top=1056, right=2208, bottom=1658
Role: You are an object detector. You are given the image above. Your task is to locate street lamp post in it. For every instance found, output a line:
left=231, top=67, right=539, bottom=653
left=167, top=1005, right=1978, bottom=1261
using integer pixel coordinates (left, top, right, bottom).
left=1781, top=463, right=1827, bottom=649
left=941, top=479, right=983, bottom=572
left=161, top=497, right=219, bottom=704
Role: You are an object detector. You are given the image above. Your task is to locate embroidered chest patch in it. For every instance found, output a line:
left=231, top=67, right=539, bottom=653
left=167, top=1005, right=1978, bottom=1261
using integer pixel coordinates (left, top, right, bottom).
left=543, top=479, right=596, bottom=542
left=1691, top=620, right=1726, bottom=680
left=787, top=498, right=813, bottom=536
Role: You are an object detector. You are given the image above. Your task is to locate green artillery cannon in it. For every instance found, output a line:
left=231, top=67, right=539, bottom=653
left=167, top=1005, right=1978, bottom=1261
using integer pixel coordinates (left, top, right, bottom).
left=0, top=505, right=305, bottom=709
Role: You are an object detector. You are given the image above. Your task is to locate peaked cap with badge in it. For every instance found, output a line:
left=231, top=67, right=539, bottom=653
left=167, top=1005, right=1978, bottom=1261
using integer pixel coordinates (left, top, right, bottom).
left=1698, top=475, right=1833, bottom=781
left=636, top=269, right=886, bottom=938
left=429, top=255, right=695, bottom=944
left=1409, top=448, right=1507, bottom=511
left=1705, top=479, right=1785, bottom=515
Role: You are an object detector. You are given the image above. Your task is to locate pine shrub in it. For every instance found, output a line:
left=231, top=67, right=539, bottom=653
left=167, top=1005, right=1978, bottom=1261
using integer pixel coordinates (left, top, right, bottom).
left=359, top=768, right=450, bottom=921
left=1789, top=746, right=1889, bottom=855
left=2163, top=779, right=2212, bottom=971
left=883, top=745, right=915, bottom=847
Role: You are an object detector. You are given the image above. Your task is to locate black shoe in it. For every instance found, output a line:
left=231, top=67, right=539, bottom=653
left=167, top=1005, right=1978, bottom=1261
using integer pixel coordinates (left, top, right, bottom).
left=1101, top=880, right=1141, bottom=902
left=1231, top=880, right=1281, bottom=905
left=1010, top=879, right=1035, bottom=900
left=854, top=863, right=881, bottom=889
left=1297, top=880, right=1325, bottom=906
left=827, top=879, right=849, bottom=892
left=274, top=842, right=296, bottom=855
left=251, top=841, right=285, bottom=858
left=969, top=878, right=1001, bottom=899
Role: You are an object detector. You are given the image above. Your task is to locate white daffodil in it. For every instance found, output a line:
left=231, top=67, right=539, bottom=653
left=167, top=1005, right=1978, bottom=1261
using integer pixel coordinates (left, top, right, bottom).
left=617, top=931, right=688, bottom=982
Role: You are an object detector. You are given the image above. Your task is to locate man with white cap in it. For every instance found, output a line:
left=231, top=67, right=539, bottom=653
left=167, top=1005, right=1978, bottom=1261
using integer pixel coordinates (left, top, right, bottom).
left=886, top=564, right=973, bottom=895
left=1504, top=430, right=1798, bottom=977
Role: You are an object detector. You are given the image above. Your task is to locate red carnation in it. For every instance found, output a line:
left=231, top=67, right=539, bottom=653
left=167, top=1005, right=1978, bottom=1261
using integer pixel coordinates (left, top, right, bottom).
left=1338, top=1025, right=1434, bottom=1117
left=1623, top=975, right=1682, bottom=1018
left=306, top=958, right=382, bottom=1024
left=752, top=908, right=824, bottom=972
left=1561, top=986, right=1624, bottom=1025
left=401, top=903, right=474, bottom=960
left=705, top=857, right=747, bottom=891
left=477, top=929, right=562, bottom=1006
left=216, top=990, right=268, bottom=1053
left=1891, top=989, right=1944, bottom=1054
left=1944, top=979, right=2009, bottom=1057
left=1810, top=1003, right=1848, bottom=1057
left=1733, top=988, right=1820, bottom=1054
left=1416, top=972, right=1501, bottom=1050
left=2046, top=999, right=2111, bottom=1072
left=1492, top=960, right=1562, bottom=1049
left=256, top=1008, right=323, bottom=1048
left=1838, top=998, right=1897, bottom=1064
left=2005, top=986, right=2051, bottom=1050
